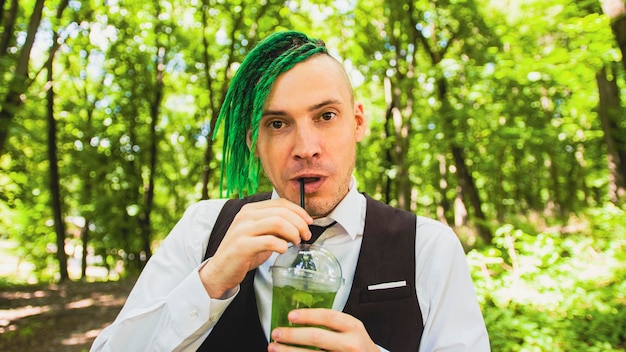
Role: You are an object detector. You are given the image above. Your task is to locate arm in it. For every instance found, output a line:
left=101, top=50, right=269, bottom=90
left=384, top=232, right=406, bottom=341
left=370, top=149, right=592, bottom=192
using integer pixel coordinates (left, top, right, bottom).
left=91, top=198, right=314, bottom=351
left=90, top=200, right=234, bottom=351
left=416, top=217, right=491, bottom=351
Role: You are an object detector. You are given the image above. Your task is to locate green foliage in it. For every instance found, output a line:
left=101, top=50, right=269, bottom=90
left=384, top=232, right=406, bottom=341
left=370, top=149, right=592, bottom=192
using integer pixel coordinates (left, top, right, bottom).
left=469, top=204, right=626, bottom=351
left=0, top=7, right=625, bottom=352
left=0, top=0, right=625, bottom=348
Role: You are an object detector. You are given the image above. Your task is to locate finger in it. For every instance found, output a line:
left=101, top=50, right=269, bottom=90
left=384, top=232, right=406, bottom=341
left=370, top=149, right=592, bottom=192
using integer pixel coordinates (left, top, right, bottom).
left=233, top=207, right=313, bottom=242
left=245, top=233, right=296, bottom=254
left=230, top=213, right=309, bottom=245
left=288, top=309, right=362, bottom=333
left=267, top=341, right=322, bottom=352
left=271, top=326, right=334, bottom=351
left=238, top=204, right=306, bottom=223
left=241, top=198, right=313, bottom=223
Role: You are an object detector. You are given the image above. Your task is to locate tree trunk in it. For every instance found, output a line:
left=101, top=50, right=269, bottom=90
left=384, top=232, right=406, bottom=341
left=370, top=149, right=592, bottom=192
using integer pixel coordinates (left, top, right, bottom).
left=382, top=75, right=413, bottom=211
left=410, top=5, right=491, bottom=240
left=79, top=104, right=95, bottom=281
left=47, top=77, right=69, bottom=282
left=601, top=0, right=626, bottom=73
left=379, top=12, right=416, bottom=211
left=596, top=66, right=626, bottom=202
left=599, top=0, right=626, bottom=202
left=451, top=145, right=492, bottom=242
left=80, top=220, right=90, bottom=281
left=138, top=13, right=166, bottom=264
left=45, top=0, right=70, bottom=283
left=0, top=0, right=18, bottom=56
left=438, top=75, right=493, bottom=243
left=45, top=27, right=65, bottom=283
left=393, top=97, right=412, bottom=211
left=199, top=2, right=219, bottom=200
left=0, top=0, right=44, bottom=153
left=77, top=53, right=97, bottom=281
left=0, top=0, right=5, bottom=28
left=200, top=1, right=246, bottom=199
left=454, top=185, right=467, bottom=227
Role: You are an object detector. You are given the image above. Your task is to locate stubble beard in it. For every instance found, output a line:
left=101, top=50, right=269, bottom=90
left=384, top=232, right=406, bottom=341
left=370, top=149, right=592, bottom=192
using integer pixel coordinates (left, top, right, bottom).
left=304, top=159, right=355, bottom=218
left=263, top=157, right=355, bottom=218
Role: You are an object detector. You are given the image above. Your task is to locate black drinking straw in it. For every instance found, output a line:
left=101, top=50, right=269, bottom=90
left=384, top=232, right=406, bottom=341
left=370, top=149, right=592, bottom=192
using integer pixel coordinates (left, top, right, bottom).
left=299, top=178, right=305, bottom=208
left=300, top=178, right=311, bottom=245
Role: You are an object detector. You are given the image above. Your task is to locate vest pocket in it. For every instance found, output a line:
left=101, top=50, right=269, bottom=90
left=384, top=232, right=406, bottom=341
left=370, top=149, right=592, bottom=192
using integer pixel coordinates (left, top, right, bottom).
left=359, top=282, right=412, bottom=303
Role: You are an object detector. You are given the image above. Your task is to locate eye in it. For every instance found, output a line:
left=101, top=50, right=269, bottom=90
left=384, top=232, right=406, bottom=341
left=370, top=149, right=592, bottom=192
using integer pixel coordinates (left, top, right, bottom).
left=320, top=111, right=336, bottom=121
left=268, top=120, right=284, bottom=130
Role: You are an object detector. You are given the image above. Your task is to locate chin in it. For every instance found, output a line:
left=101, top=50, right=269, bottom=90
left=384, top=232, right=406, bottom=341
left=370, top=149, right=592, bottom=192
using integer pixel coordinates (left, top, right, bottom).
left=307, top=200, right=335, bottom=218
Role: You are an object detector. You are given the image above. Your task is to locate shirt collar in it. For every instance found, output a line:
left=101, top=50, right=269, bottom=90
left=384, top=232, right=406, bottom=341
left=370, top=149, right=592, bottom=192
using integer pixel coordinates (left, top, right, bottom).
left=271, top=176, right=365, bottom=240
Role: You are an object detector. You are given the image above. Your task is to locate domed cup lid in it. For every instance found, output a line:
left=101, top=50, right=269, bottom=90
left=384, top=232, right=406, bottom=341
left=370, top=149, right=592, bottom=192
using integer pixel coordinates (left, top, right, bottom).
left=271, top=244, right=343, bottom=291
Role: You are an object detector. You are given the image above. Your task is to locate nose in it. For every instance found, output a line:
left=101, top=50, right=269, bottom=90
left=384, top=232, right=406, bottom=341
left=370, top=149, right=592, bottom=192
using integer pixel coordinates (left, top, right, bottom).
left=292, top=124, right=321, bottom=160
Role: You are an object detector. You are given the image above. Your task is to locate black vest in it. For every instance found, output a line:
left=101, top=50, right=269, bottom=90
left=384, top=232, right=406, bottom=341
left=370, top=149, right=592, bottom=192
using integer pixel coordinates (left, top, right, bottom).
left=197, top=193, right=423, bottom=351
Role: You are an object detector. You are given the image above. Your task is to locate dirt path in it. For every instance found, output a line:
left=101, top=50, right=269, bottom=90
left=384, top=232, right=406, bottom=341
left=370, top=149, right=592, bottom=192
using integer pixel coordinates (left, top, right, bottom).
left=0, top=279, right=136, bottom=352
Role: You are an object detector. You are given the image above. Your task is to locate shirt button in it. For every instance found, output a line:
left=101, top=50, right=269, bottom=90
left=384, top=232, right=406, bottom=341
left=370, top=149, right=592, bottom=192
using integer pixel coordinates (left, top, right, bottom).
left=188, top=309, right=199, bottom=319
left=209, top=314, right=218, bottom=322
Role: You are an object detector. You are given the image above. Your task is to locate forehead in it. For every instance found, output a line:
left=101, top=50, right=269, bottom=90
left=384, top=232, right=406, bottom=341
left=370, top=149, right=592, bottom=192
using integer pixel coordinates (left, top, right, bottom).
left=264, top=55, right=352, bottom=108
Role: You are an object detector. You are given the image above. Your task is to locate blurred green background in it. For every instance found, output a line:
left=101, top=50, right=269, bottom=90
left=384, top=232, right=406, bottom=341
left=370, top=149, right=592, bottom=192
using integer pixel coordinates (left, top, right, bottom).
left=0, top=0, right=625, bottom=350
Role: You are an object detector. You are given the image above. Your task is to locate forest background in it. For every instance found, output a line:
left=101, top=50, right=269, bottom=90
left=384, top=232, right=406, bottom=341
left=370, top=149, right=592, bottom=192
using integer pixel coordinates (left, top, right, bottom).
left=0, top=0, right=625, bottom=351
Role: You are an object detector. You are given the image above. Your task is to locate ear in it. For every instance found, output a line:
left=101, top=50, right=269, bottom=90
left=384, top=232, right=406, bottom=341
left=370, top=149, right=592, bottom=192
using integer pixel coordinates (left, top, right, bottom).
left=353, top=102, right=367, bottom=142
left=246, top=129, right=259, bottom=156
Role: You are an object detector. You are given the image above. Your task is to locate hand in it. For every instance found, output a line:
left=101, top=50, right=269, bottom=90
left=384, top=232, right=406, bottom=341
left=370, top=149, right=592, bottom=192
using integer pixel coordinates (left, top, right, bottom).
left=199, top=198, right=313, bottom=298
left=268, top=309, right=379, bottom=352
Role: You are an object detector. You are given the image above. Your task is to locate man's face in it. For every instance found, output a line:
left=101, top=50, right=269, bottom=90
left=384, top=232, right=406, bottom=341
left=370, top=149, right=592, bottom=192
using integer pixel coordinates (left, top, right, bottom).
left=250, top=54, right=366, bottom=218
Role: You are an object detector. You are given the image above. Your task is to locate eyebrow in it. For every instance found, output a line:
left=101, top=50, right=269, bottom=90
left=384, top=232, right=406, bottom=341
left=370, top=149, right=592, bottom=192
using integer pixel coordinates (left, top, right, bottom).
left=262, top=99, right=343, bottom=118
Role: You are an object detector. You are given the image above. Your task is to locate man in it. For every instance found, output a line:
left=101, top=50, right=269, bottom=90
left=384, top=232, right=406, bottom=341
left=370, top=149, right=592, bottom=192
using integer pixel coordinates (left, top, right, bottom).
left=91, top=31, right=490, bottom=351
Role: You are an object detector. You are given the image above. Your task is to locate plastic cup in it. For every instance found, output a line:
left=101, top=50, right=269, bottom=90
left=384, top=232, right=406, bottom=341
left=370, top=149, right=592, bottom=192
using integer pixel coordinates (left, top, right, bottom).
left=270, top=244, right=343, bottom=349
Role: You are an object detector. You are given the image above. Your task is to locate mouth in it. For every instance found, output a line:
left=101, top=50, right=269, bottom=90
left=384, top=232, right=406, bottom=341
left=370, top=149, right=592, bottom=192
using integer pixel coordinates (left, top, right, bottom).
left=292, top=174, right=325, bottom=194
left=299, top=176, right=322, bottom=184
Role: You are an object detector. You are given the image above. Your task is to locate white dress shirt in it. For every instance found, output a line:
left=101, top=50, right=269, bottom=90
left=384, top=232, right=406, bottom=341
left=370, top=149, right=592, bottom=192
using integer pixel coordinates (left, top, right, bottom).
left=91, top=178, right=490, bottom=351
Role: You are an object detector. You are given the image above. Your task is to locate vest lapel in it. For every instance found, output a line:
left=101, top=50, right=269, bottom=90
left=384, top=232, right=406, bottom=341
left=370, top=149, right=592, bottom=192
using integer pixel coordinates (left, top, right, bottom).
left=343, top=194, right=422, bottom=351
left=197, top=193, right=271, bottom=352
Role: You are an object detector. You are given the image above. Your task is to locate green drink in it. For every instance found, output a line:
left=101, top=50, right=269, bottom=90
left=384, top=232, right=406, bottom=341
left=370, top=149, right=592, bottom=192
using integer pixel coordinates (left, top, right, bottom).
left=270, top=245, right=343, bottom=350
left=271, top=285, right=338, bottom=329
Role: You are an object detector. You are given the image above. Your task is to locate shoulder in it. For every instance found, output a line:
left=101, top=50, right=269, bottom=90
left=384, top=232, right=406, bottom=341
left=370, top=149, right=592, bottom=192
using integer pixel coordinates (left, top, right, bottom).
left=416, top=216, right=455, bottom=236
left=167, top=199, right=230, bottom=243
left=363, top=194, right=415, bottom=219
left=414, top=216, right=466, bottom=271
left=183, top=198, right=230, bottom=220
left=179, top=193, right=271, bottom=232
left=151, top=199, right=231, bottom=265
left=217, top=192, right=272, bottom=211
left=415, top=216, right=461, bottom=246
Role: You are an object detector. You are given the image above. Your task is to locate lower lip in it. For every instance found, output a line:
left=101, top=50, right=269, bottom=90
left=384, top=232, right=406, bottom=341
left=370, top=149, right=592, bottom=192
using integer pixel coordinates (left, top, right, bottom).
left=297, top=178, right=324, bottom=194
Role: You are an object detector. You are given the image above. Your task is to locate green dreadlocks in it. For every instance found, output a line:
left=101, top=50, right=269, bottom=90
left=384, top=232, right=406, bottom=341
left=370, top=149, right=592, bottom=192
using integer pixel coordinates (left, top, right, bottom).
left=213, top=31, right=328, bottom=197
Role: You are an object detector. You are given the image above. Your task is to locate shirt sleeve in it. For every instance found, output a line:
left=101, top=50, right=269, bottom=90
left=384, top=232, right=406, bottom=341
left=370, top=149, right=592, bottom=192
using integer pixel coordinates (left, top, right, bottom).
left=90, top=199, right=236, bottom=352
left=415, top=217, right=491, bottom=352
